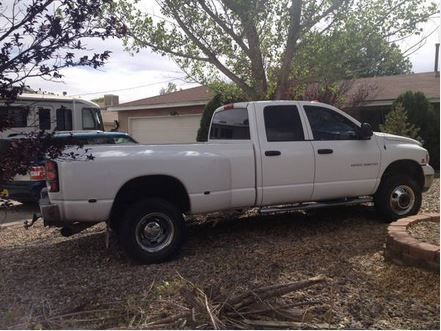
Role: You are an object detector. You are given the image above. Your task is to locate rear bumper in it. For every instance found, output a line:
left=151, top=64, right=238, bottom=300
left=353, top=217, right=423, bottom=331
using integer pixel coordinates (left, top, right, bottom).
left=422, top=164, right=435, bottom=192
left=39, top=188, right=62, bottom=226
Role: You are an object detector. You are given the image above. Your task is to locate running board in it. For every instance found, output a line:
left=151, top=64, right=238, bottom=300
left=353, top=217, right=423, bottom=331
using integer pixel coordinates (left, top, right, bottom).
left=259, top=197, right=373, bottom=215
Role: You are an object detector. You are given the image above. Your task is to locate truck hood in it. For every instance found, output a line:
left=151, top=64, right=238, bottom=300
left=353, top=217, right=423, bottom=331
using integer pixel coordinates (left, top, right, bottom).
left=374, top=132, right=422, bottom=146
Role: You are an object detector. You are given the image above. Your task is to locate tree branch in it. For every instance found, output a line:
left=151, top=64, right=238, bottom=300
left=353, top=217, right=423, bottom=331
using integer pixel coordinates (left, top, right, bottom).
left=164, top=1, right=256, bottom=98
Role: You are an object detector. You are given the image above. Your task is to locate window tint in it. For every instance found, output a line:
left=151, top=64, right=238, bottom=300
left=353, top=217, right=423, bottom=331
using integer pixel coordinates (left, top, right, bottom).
left=82, top=108, right=103, bottom=130
left=0, top=106, right=28, bottom=127
left=38, top=108, right=51, bottom=130
left=210, top=108, right=250, bottom=140
left=304, top=106, right=359, bottom=140
left=264, top=105, right=304, bottom=142
left=56, top=107, right=72, bottom=131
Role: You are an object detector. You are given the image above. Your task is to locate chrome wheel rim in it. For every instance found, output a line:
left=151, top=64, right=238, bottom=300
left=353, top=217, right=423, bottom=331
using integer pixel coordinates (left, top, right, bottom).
left=135, top=212, right=174, bottom=253
left=389, top=185, right=415, bottom=216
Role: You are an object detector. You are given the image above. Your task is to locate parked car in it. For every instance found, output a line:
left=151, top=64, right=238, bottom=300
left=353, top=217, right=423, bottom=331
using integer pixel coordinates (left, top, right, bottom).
left=0, top=131, right=137, bottom=202
left=38, top=101, right=434, bottom=263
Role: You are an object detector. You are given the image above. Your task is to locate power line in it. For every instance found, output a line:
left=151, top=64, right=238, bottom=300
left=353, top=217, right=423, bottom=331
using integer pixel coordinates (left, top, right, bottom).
left=67, top=77, right=188, bottom=97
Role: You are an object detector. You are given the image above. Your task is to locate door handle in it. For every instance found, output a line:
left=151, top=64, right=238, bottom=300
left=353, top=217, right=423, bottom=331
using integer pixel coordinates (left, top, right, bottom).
left=317, top=149, right=333, bottom=154
left=265, top=150, right=281, bottom=156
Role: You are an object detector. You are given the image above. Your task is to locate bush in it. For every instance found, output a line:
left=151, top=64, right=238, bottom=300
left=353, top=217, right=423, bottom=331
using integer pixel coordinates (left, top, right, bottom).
left=196, top=94, right=224, bottom=142
left=392, top=91, right=439, bottom=169
left=380, top=103, right=421, bottom=141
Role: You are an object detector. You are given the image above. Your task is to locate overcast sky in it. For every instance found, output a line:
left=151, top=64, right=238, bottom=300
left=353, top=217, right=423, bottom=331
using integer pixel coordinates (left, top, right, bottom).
left=24, top=6, right=440, bottom=104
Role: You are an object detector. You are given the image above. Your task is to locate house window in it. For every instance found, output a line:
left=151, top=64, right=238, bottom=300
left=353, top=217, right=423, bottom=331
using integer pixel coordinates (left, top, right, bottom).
left=56, top=107, right=72, bottom=131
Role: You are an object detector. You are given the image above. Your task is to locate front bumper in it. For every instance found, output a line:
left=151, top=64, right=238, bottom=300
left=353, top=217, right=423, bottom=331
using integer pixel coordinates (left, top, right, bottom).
left=422, top=164, right=435, bottom=192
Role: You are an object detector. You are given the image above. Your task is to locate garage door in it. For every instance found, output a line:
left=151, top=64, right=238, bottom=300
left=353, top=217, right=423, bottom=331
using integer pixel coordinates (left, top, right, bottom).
left=129, top=115, right=202, bottom=144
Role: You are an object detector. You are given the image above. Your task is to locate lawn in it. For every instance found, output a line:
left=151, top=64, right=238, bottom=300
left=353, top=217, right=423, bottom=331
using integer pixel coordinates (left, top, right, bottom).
left=0, top=179, right=439, bottom=329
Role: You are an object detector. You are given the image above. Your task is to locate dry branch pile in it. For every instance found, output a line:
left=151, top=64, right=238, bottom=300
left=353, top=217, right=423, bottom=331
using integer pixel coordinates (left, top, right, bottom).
left=143, top=275, right=329, bottom=329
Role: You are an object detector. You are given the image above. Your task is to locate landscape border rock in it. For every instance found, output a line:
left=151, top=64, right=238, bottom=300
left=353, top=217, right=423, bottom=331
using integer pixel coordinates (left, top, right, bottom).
left=385, top=213, right=440, bottom=272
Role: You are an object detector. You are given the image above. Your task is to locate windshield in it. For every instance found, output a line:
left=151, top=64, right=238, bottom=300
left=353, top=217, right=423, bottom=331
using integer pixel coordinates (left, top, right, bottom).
left=82, top=108, right=104, bottom=131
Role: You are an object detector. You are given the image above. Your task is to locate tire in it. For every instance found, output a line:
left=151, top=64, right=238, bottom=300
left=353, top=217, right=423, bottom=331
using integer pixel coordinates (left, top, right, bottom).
left=120, top=198, right=186, bottom=263
left=374, top=175, right=422, bottom=222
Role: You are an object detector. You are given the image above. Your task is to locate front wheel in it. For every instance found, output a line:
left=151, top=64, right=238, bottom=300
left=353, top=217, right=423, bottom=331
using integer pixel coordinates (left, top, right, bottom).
left=120, top=198, right=186, bottom=263
left=374, top=175, right=422, bottom=222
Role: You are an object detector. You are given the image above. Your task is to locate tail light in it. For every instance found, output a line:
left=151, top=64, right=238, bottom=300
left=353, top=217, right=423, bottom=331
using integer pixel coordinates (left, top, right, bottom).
left=46, top=160, right=59, bottom=192
left=30, top=166, right=46, bottom=181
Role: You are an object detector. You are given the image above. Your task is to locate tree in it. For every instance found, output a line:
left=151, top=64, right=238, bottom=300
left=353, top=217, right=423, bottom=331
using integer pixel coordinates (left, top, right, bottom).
left=0, top=0, right=126, bottom=183
left=380, top=103, right=421, bottom=141
left=115, top=0, right=436, bottom=100
left=159, top=82, right=178, bottom=95
left=393, top=91, right=440, bottom=169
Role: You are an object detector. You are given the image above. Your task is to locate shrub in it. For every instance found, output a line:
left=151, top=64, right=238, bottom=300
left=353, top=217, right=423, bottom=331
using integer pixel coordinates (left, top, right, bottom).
left=393, top=91, right=439, bottom=169
left=380, top=103, right=421, bottom=141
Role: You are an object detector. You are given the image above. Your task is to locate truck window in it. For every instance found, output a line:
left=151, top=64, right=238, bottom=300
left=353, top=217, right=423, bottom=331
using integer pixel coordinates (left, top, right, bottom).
left=56, top=107, right=72, bottom=131
left=0, top=106, right=28, bottom=127
left=210, top=108, right=250, bottom=140
left=264, top=105, right=304, bottom=142
left=38, top=108, right=51, bottom=130
left=304, top=106, right=359, bottom=141
left=82, top=108, right=104, bottom=130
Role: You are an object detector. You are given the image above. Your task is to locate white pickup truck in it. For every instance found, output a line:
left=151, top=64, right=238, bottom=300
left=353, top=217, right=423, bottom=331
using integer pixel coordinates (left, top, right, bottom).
left=39, top=101, right=434, bottom=263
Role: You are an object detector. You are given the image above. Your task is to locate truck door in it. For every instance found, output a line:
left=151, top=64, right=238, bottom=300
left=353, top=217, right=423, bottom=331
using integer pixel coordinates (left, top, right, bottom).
left=301, top=104, right=381, bottom=200
left=255, top=103, right=315, bottom=206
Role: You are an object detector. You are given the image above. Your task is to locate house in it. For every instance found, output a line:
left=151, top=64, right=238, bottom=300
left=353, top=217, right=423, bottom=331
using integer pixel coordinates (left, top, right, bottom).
left=109, top=86, right=213, bottom=143
left=345, top=72, right=440, bottom=129
left=110, top=72, right=439, bottom=143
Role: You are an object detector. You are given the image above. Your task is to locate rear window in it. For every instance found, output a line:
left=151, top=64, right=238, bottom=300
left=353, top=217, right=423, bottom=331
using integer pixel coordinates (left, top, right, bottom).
left=210, top=108, right=250, bottom=140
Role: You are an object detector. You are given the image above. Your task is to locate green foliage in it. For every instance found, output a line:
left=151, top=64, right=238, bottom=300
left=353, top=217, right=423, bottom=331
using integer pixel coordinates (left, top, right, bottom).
left=159, top=82, right=178, bottom=95
left=393, top=91, right=440, bottom=169
left=196, top=94, right=224, bottom=142
left=380, top=103, right=421, bottom=141
left=114, top=0, right=436, bottom=99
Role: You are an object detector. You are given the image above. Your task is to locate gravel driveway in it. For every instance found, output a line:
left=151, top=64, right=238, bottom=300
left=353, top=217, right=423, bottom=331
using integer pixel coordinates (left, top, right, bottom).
left=0, top=179, right=439, bottom=329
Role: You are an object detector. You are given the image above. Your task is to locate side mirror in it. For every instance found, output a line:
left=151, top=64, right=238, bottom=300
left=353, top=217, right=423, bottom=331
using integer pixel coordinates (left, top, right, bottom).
left=360, top=122, right=373, bottom=139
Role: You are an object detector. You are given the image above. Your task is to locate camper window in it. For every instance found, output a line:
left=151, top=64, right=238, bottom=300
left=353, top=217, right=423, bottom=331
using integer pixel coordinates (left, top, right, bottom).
left=38, top=108, right=51, bottom=130
left=0, top=106, right=28, bottom=127
left=56, top=107, right=72, bottom=131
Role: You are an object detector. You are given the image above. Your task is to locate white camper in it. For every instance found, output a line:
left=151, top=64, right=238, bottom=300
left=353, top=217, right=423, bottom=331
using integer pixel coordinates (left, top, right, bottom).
left=0, top=94, right=103, bottom=138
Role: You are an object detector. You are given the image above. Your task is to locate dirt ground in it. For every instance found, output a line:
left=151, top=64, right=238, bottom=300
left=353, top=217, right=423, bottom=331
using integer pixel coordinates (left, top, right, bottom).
left=0, top=180, right=439, bottom=329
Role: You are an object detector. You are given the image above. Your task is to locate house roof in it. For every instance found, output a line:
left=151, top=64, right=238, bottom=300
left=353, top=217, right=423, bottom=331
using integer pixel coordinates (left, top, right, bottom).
left=345, top=72, right=440, bottom=107
left=110, top=72, right=439, bottom=112
left=110, top=85, right=213, bottom=111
